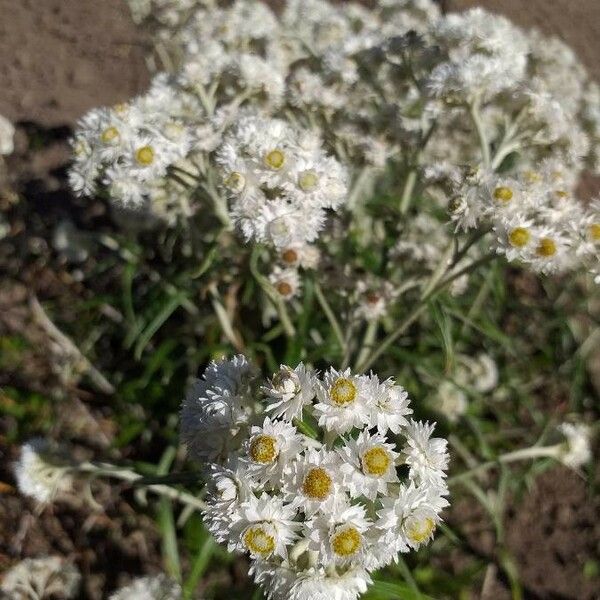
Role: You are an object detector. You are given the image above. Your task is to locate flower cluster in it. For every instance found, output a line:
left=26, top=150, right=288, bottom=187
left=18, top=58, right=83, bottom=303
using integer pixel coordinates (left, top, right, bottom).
left=69, top=75, right=196, bottom=207
left=217, top=114, right=348, bottom=251
left=180, top=356, right=449, bottom=600
left=450, top=163, right=600, bottom=277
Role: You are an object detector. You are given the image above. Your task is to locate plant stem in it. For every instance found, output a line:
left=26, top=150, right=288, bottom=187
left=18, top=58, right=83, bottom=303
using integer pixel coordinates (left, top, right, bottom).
left=399, top=168, right=418, bottom=214
left=353, top=320, right=379, bottom=371
left=249, top=245, right=296, bottom=338
left=314, top=281, right=346, bottom=355
left=356, top=252, right=497, bottom=373
left=448, top=445, right=561, bottom=485
left=76, top=462, right=208, bottom=512
left=469, top=98, right=491, bottom=168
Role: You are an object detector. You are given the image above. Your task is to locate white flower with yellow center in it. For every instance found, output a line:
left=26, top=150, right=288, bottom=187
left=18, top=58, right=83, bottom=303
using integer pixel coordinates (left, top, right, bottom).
left=230, top=494, right=300, bottom=559
left=264, top=363, right=317, bottom=422
left=337, top=431, right=399, bottom=500
left=241, top=417, right=305, bottom=487
left=289, top=565, right=371, bottom=600
left=403, top=420, right=450, bottom=487
left=377, top=483, right=448, bottom=553
left=282, top=448, right=346, bottom=517
left=528, top=228, right=572, bottom=274
left=305, top=504, right=372, bottom=566
left=314, top=368, right=375, bottom=434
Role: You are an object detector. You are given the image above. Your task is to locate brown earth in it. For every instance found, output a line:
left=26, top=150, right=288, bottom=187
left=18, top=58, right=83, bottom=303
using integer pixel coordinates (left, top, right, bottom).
left=0, top=0, right=150, bottom=127
left=0, top=1, right=599, bottom=599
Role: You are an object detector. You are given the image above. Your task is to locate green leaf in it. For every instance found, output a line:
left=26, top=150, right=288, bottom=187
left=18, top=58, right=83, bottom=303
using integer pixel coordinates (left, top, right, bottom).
left=365, top=580, right=437, bottom=600
left=183, top=535, right=215, bottom=599
left=134, top=292, right=186, bottom=359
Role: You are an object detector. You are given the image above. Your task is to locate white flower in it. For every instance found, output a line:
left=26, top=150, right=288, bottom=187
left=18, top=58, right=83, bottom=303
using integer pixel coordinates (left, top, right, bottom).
left=368, top=378, right=412, bottom=435
left=14, top=439, right=73, bottom=504
left=403, top=420, right=450, bottom=487
left=230, top=494, right=300, bottom=559
left=305, top=503, right=372, bottom=566
left=471, top=354, right=498, bottom=393
left=0, top=113, right=15, bottom=155
left=435, top=381, right=467, bottom=423
left=203, top=459, right=254, bottom=543
left=264, top=363, right=317, bottom=422
left=282, top=447, right=346, bottom=517
left=558, top=423, right=592, bottom=469
left=314, top=368, right=376, bottom=434
left=377, top=482, right=448, bottom=553
left=180, top=355, right=259, bottom=462
left=288, top=566, right=371, bottom=600
left=337, top=430, right=400, bottom=500
left=109, top=575, right=181, bottom=600
left=353, top=280, right=398, bottom=321
left=241, top=417, right=305, bottom=487
left=269, top=266, right=302, bottom=301
left=0, top=557, right=81, bottom=600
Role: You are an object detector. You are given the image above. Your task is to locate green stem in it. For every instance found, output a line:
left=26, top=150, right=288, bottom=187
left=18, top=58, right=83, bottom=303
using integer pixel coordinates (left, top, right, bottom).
left=399, top=169, right=418, bottom=214
left=314, top=281, right=346, bottom=355
left=356, top=252, right=497, bottom=373
left=250, top=245, right=296, bottom=338
left=76, top=462, right=208, bottom=512
left=469, top=98, right=491, bottom=168
left=353, top=320, right=379, bottom=372
left=449, top=445, right=560, bottom=485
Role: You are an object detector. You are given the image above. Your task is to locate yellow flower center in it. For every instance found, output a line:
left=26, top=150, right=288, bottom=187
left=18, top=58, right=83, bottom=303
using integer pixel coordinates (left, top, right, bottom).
left=588, top=223, right=600, bottom=241
left=264, top=149, right=286, bottom=170
left=331, top=526, right=362, bottom=558
left=225, top=171, right=246, bottom=193
left=555, top=190, right=568, bottom=199
left=508, top=227, right=530, bottom=248
left=243, top=525, right=276, bottom=557
left=302, top=467, right=333, bottom=500
left=493, top=186, right=513, bottom=203
left=135, top=145, right=155, bottom=166
left=100, top=126, right=120, bottom=144
left=113, top=103, right=128, bottom=115
left=406, top=517, right=436, bottom=544
left=536, top=237, right=557, bottom=257
left=276, top=281, right=293, bottom=297
left=249, top=434, right=278, bottom=464
left=361, top=446, right=392, bottom=477
left=330, top=377, right=357, bottom=407
left=73, top=140, right=88, bottom=157
left=298, top=170, right=319, bottom=192
left=523, top=170, right=541, bottom=184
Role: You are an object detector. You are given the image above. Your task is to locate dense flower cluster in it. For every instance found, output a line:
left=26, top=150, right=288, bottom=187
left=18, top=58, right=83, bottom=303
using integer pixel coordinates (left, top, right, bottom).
left=450, top=163, right=600, bottom=277
left=217, top=114, right=348, bottom=250
left=181, top=355, right=450, bottom=600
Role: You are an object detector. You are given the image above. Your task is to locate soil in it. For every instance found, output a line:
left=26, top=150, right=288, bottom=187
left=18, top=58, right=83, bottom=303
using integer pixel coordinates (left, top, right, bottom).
left=0, top=1, right=599, bottom=599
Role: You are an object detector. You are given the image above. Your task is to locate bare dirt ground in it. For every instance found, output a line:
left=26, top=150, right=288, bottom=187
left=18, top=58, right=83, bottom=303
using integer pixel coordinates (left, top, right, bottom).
left=0, top=1, right=599, bottom=598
